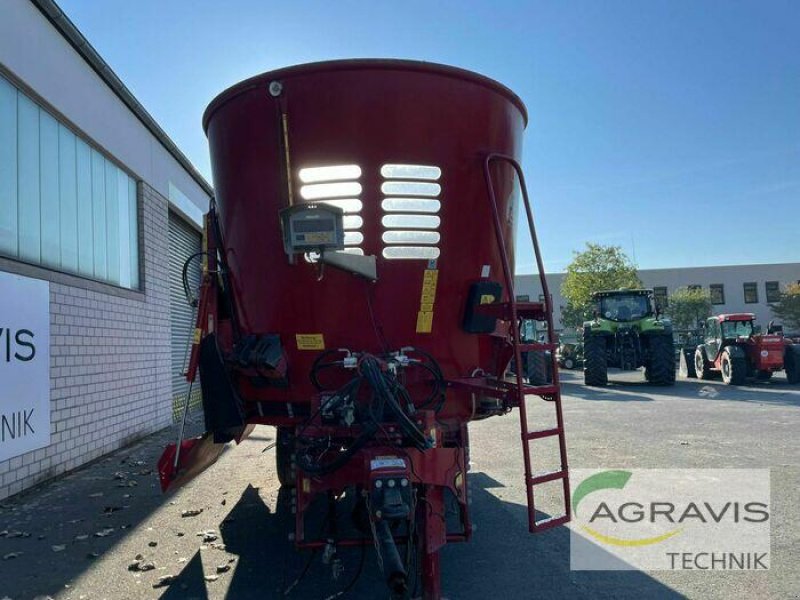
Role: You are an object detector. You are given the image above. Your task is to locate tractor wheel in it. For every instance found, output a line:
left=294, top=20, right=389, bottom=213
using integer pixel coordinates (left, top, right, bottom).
left=564, top=357, right=575, bottom=370
left=275, top=427, right=296, bottom=488
left=646, top=334, right=676, bottom=386
left=583, top=335, right=608, bottom=386
left=785, top=347, right=800, bottom=384
left=756, top=370, right=773, bottom=381
left=525, top=350, right=550, bottom=385
left=680, top=349, right=697, bottom=378
left=695, top=348, right=713, bottom=380
left=720, top=349, right=746, bottom=385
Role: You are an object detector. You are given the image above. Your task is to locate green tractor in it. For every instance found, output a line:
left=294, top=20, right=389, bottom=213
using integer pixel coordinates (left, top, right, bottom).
left=583, top=289, right=676, bottom=386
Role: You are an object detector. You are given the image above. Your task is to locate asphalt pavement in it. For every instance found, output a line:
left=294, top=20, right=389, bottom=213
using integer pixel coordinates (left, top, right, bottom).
left=1, top=370, right=798, bottom=599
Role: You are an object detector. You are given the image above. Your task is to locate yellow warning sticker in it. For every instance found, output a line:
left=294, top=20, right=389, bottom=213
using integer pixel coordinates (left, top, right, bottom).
left=296, top=334, right=325, bottom=350
left=416, top=311, right=434, bottom=333
left=416, top=269, right=439, bottom=334
left=192, top=328, right=202, bottom=344
left=479, top=294, right=496, bottom=305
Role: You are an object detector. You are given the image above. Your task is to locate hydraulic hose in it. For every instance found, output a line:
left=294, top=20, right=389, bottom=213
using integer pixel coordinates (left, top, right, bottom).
left=375, top=520, right=408, bottom=597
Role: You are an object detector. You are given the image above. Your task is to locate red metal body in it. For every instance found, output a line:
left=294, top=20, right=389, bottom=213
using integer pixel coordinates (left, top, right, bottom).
left=717, top=313, right=758, bottom=322
left=159, top=60, right=570, bottom=598
left=203, top=60, right=525, bottom=407
left=711, top=334, right=790, bottom=372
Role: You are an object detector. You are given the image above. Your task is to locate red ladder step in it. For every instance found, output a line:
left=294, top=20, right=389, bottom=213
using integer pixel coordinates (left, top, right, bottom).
left=520, top=384, right=558, bottom=396
left=531, top=514, right=570, bottom=532
left=524, top=427, right=562, bottom=441
left=474, top=301, right=547, bottom=322
left=518, top=342, right=557, bottom=352
left=528, top=469, right=568, bottom=485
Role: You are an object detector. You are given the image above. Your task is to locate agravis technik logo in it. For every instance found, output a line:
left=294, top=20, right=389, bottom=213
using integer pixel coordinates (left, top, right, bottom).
left=573, top=470, right=682, bottom=547
left=570, top=469, right=771, bottom=571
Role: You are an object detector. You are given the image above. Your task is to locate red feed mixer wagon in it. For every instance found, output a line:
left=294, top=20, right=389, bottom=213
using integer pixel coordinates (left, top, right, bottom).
left=157, top=60, right=570, bottom=598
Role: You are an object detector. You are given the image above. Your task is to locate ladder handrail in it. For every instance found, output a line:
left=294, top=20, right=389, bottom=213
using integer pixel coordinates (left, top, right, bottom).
left=481, top=153, right=571, bottom=531
left=482, top=154, right=557, bottom=347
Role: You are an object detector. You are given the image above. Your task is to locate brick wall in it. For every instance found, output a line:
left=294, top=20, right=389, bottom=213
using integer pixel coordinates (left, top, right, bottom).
left=0, top=183, right=172, bottom=499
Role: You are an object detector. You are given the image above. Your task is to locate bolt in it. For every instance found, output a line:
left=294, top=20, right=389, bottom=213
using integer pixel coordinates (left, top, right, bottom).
left=268, top=80, right=283, bottom=97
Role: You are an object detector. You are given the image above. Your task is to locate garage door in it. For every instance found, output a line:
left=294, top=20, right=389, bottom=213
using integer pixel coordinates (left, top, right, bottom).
left=169, top=212, right=203, bottom=421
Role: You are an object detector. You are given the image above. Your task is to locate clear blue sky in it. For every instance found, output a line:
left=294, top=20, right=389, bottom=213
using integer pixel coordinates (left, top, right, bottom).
left=58, top=0, right=799, bottom=273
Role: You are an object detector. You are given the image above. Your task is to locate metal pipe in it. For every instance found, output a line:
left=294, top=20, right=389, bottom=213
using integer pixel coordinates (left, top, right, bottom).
left=375, top=520, right=408, bottom=595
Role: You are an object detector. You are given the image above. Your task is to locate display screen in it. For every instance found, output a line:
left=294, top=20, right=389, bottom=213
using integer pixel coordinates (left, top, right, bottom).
left=294, top=218, right=335, bottom=233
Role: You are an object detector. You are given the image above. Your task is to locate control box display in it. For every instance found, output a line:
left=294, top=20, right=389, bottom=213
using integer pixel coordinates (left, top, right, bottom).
left=280, top=204, right=345, bottom=254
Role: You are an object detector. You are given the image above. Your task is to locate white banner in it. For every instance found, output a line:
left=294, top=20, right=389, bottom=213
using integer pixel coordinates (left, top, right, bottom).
left=570, top=469, right=771, bottom=571
left=0, top=271, right=50, bottom=461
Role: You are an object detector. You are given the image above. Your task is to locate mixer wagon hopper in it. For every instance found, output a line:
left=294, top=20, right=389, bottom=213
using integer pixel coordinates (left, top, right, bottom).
left=157, top=60, right=570, bottom=599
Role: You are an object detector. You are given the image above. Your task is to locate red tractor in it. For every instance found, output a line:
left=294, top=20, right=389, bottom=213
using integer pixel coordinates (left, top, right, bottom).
left=682, top=313, right=800, bottom=384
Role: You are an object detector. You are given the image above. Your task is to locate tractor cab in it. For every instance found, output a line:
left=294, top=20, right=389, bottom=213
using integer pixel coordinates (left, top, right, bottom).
left=593, top=289, right=654, bottom=323
left=702, top=313, right=755, bottom=359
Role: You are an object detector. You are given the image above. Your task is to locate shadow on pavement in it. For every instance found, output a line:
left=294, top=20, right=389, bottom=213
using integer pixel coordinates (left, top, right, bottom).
left=158, top=484, right=385, bottom=600
left=563, top=381, right=654, bottom=402
left=561, top=369, right=800, bottom=407
left=155, top=472, right=681, bottom=599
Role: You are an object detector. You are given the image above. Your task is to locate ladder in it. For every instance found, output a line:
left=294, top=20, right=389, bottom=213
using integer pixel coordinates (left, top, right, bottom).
left=482, top=153, right=571, bottom=533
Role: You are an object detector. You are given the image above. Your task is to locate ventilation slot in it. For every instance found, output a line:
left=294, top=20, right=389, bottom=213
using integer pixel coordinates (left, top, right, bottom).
left=297, top=164, right=363, bottom=253
left=381, top=164, right=442, bottom=260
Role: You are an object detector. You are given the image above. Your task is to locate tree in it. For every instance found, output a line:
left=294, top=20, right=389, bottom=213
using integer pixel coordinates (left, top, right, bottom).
left=560, top=243, right=641, bottom=328
left=769, top=283, right=800, bottom=329
left=667, top=287, right=712, bottom=330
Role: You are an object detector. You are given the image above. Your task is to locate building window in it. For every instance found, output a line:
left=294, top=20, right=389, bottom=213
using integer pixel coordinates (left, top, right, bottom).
left=710, top=284, right=725, bottom=305
left=0, top=74, right=139, bottom=289
left=765, top=281, right=781, bottom=303
left=653, top=286, right=668, bottom=309
left=743, top=282, right=758, bottom=304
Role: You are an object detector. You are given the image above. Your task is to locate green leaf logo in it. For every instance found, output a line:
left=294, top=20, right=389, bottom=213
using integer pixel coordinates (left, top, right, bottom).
left=573, top=470, right=632, bottom=517
left=572, top=470, right=681, bottom=547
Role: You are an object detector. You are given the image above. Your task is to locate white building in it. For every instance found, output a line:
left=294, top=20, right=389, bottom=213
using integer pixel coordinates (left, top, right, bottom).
left=516, top=262, right=800, bottom=331
left=0, top=0, right=210, bottom=499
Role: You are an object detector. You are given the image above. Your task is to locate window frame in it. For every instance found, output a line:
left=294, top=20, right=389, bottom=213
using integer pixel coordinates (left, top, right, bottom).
left=743, top=282, right=759, bottom=304
left=710, top=283, right=725, bottom=305
left=0, top=68, right=141, bottom=291
left=765, top=281, right=781, bottom=303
